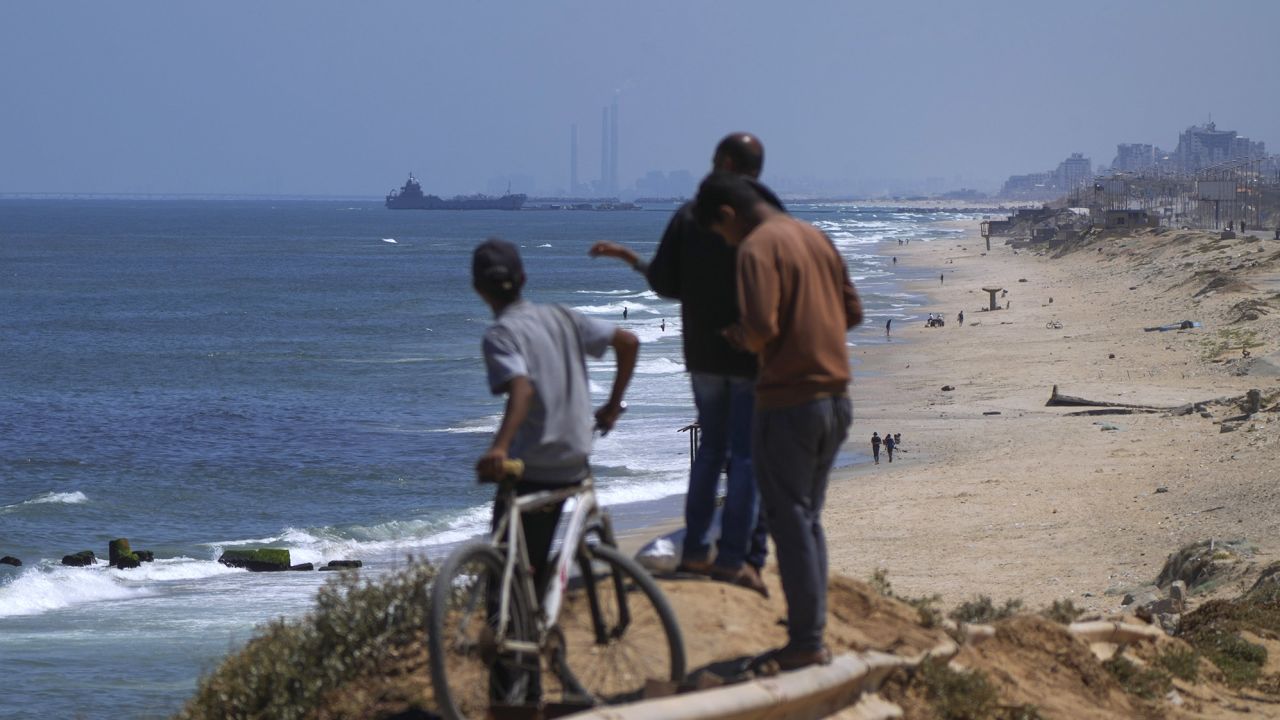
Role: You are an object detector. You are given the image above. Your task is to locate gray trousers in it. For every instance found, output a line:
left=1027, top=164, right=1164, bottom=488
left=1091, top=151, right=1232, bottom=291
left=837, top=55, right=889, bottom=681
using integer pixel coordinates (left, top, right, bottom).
left=753, top=395, right=852, bottom=653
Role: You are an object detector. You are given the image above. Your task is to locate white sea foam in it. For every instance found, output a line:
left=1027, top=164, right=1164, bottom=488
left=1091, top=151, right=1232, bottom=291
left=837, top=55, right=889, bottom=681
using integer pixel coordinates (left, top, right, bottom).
left=537, top=243, right=552, bottom=248
left=431, top=415, right=501, bottom=435
left=573, top=302, right=669, bottom=316
left=2, top=491, right=89, bottom=511
left=381, top=238, right=397, bottom=243
left=574, top=289, right=657, bottom=300
left=0, top=563, right=149, bottom=618
left=634, top=357, right=684, bottom=375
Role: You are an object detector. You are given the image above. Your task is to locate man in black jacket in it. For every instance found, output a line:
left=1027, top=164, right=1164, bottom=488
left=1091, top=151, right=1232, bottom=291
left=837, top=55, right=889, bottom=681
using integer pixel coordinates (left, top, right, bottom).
left=589, top=133, right=781, bottom=595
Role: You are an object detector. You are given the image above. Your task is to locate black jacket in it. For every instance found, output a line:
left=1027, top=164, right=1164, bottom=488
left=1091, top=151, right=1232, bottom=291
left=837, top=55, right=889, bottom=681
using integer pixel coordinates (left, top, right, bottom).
left=643, top=180, right=785, bottom=379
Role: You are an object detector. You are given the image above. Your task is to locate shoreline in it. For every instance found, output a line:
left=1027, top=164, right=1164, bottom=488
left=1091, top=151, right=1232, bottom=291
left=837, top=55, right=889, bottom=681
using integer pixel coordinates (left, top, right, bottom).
left=824, top=221, right=1280, bottom=612
left=623, top=217, right=1280, bottom=615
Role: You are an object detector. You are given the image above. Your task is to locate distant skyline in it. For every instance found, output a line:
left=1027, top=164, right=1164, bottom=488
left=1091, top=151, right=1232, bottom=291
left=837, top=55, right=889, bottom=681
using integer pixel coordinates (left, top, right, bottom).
left=2, top=1, right=1279, bottom=197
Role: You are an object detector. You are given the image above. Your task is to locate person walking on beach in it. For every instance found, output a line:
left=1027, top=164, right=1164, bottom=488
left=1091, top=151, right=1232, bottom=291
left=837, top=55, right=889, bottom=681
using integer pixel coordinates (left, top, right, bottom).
left=884, top=432, right=895, bottom=462
left=699, top=171, right=863, bottom=672
left=885, top=318, right=892, bottom=340
left=473, top=237, right=638, bottom=591
left=940, top=272, right=944, bottom=285
left=622, top=305, right=628, bottom=320
left=958, top=310, right=964, bottom=326
left=587, top=133, right=782, bottom=595
left=871, top=431, right=881, bottom=464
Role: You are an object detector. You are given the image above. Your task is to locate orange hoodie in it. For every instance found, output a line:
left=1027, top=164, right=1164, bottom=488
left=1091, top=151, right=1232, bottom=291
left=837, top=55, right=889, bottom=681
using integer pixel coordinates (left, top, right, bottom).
left=734, top=215, right=863, bottom=409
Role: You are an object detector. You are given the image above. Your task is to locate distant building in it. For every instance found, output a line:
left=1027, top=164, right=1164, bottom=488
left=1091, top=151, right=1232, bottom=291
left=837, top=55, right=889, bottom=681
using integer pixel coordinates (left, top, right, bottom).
left=1000, top=172, right=1054, bottom=200
left=1172, top=122, right=1265, bottom=172
left=1110, top=143, right=1160, bottom=173
left=999, top=153, right=1092, bottom=200
left=1102, top=209, right=1158, bottom=229
left=1055, top=153, right=1092, bottom=194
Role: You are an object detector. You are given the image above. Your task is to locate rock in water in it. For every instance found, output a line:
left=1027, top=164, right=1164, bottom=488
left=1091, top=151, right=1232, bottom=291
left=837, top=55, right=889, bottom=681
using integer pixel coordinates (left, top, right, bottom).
left=115, top=554, right=141, bottom=570
left=0, top=556, right=21, bottom=567
left=62, top=550, right=96, bottom=567
left=108, top=538, right=132, bottom=566
left=319, top=560, right=363, bottom=571
left=218, top=548, right=292, bottom=572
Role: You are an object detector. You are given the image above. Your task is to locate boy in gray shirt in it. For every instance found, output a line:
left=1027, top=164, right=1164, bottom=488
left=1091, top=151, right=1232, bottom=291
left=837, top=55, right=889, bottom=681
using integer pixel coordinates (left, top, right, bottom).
left=472, top=238, right=638, bottom=589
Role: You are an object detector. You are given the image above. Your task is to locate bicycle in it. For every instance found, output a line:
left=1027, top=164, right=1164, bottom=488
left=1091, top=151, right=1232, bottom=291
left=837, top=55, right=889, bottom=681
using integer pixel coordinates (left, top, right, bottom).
left=1046, top=320, right=1063, bottom=329
left=428, top=459, right=686, bottom=720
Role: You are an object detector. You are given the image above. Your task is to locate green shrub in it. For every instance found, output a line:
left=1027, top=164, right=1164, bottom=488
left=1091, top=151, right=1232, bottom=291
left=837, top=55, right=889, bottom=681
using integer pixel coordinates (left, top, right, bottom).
left=869, top=568, right=943, bottom=628
left=919, top=657, right=999, bottom=719
left=1203, top=632, right=1266, bottom=687
left=1103, top=652, right=1171, bottom=700
left=949, top=596, right=1023, bottom=625
left=1039, top=599, right=1083, bottom=625
left=1155, top=646, right=1200, bottom=683
left=177, top=559, right=437, bottom=720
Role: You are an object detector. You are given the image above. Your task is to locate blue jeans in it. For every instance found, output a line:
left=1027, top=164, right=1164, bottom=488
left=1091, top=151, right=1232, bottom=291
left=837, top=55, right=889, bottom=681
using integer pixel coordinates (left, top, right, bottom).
left=683, top=372, right=760, bottom=571
left=754, top=395, right=852, bottom=653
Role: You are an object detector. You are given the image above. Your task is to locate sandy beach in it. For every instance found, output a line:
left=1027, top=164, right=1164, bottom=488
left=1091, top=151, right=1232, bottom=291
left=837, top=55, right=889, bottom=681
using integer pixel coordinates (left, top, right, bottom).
left=824, top=221, right=1280, bottom=613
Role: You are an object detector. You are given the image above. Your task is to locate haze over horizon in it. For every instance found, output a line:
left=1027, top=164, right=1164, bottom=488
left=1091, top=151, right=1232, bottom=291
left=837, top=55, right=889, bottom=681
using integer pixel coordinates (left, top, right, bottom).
left=3, top=0, right=1279, bottom=198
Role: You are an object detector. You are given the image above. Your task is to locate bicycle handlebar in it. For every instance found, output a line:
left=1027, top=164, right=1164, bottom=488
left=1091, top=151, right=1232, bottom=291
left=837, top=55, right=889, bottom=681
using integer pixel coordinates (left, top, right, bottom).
left=478, top=458, right=525, bottom=484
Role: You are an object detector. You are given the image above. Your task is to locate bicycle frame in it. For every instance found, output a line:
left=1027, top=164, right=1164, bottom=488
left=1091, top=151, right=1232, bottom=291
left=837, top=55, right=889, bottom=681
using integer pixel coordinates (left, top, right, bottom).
left=488, top=477, right=608, bottom=653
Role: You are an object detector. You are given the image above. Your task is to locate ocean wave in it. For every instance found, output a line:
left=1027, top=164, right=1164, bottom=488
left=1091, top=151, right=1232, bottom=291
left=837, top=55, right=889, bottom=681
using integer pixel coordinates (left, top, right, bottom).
left=204, top=506, right=499, bottom=565
left=594, top=475, right=686, bottom=508
left=572, top=302, right=668, bottom=316
left=634, top=357, right=684, bottom=375
left=0, top=563, right=144, bottom=618
left=574, top=289, right=657, bottom=299
left=429, top=415, right=501, bottom=435
left=2, top=491, right=89, bottom=511
left=0, top=556, right=247, bottom=619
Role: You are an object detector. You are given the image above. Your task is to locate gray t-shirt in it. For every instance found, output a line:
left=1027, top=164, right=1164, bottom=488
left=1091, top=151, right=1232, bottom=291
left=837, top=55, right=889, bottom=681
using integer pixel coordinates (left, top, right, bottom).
left=482, top=300, right=615, bottom=484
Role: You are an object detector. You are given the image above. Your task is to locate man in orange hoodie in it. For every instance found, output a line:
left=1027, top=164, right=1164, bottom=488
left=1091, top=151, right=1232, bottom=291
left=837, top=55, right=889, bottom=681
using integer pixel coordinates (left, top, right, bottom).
left=695, top=171, right=863, bottom=672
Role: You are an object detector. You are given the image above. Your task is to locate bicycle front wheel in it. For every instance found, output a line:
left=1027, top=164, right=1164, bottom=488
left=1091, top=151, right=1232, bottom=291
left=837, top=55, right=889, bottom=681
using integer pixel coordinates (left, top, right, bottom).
left=428, top=542, right=537, bottom=720
left=554, top=542, right=686, bottom=703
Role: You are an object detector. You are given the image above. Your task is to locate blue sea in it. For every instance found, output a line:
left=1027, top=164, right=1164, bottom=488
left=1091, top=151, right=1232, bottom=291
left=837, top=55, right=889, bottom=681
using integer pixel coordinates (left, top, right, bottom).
left=0, top=199, right=969, bottom=719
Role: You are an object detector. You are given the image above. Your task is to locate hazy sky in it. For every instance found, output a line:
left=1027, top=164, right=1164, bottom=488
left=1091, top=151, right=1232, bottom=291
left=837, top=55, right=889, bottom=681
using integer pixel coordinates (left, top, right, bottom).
left=3, top=0, right=1278, bottom=197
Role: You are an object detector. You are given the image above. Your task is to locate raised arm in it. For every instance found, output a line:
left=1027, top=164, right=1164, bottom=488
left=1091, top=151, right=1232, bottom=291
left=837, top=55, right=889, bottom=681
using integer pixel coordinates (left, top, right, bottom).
left=588, top=241, right=643, bottom=270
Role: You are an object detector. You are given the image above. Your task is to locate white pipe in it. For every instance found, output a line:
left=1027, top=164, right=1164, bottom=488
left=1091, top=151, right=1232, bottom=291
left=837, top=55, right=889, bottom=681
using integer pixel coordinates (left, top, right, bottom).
left=564, top=620, right=1163, bottom=720
left=1068, top=620, right=1164, bottom=644
left=566, top=643, right=955, bottom=720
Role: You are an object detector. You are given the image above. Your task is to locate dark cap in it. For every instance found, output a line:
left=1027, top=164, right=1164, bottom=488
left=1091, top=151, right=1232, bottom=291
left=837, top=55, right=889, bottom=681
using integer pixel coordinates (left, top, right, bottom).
left=472, top=237, right=524, bottom=291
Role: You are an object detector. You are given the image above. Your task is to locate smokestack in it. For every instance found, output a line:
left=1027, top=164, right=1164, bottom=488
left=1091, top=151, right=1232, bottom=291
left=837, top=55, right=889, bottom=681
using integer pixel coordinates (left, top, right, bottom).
left=600, top=107, right=609, bottom=195
left=570, top=124, right=578, bottom=195
left=609, top=97, right=619, bottom=196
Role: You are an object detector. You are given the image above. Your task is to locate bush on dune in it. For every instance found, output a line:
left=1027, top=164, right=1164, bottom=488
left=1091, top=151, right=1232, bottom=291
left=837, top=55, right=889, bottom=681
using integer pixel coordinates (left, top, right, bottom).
left=176, top=560, right=437, bottom=720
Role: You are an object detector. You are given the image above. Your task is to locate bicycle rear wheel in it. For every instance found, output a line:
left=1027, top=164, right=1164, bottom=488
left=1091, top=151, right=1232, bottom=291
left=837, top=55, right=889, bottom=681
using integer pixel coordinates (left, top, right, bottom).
left=428, top=542, right=537, bottom=720
left=553, top=543, right=686, bottom=703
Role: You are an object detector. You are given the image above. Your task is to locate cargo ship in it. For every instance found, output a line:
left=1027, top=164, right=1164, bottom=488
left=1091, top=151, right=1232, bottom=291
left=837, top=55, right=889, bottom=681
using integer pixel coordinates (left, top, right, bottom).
left=385, top=174, right=526, bottom=210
